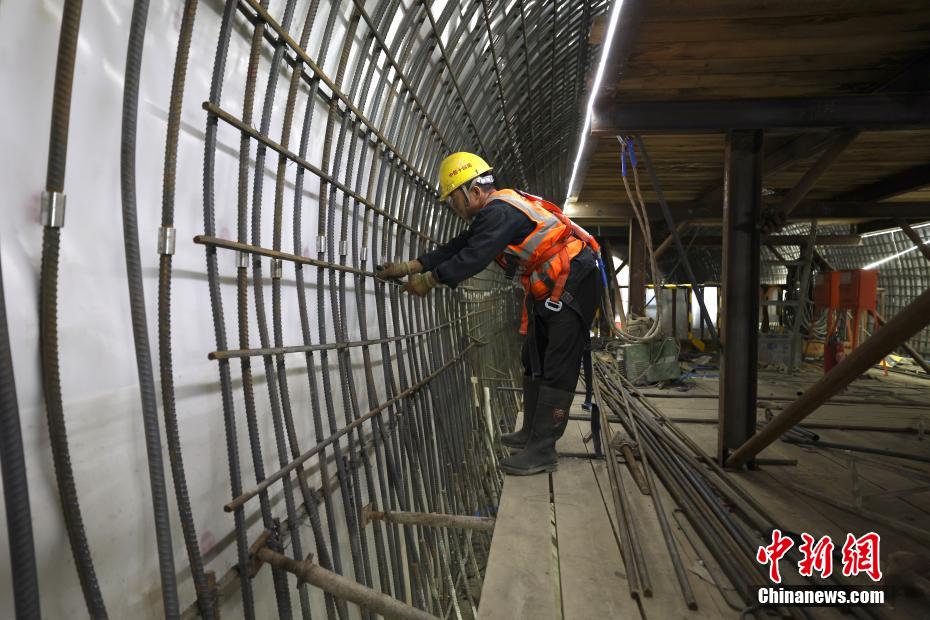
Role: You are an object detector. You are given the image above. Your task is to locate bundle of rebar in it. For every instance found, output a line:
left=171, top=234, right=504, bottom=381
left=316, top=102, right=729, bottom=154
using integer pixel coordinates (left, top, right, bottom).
left=592, top=352, right=880, bottom=619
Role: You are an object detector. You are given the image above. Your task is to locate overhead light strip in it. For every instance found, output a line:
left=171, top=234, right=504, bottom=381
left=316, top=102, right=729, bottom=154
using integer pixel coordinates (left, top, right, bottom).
left=564, top=0, right=626, bottom=205
left=863, top=244, right=919, bottom=270
left=860, top=220, right=930, bottom=238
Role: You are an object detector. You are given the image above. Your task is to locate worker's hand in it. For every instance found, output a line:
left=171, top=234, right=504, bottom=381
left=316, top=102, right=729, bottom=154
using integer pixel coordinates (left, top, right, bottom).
left=404, top=272, right=438, bottom=297
left=375, top=260, right=422, bottom=280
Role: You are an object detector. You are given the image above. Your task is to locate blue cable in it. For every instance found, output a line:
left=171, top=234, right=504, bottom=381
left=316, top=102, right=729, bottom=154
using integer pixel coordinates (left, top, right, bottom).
left=597, top=257, right=609, bottom=288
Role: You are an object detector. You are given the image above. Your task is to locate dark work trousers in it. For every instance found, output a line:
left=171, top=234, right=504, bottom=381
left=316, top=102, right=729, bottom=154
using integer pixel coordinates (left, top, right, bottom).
left=522, top=250, right=602, bottom=391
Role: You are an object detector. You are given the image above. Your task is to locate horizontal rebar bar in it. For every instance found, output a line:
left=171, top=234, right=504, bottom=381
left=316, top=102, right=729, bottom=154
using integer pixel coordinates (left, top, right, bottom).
left=256, top=547, right=438, bottom=620
left=364, top=508, right=495, bottom=532
left=209, top=309, right=490, bottom=360
left=238, top=0, right=446, bottom=181
left=202, top=103, right=435, bottom=243
left=225, top=341, right=478, bottom=512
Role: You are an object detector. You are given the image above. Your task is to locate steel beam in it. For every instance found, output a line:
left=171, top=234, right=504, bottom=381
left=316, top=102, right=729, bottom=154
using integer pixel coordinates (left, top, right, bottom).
left=718, top=130, right=763, bottom=466
left=653, top=222, right=689, bottom=260
left=593, top=94, right=930, bottom=133
left=697, top=130, right=847, bottom=207
left=564, top=200, right=930, bottom=224
left=726, top=287, right=930, bottom=468
left=628, top=221, right=646, bottom=316
left=767, top=130, right=859, bottom=224
left=689, top=234, right=862, bottom=247
left=896, top=219, right=930, bottom=263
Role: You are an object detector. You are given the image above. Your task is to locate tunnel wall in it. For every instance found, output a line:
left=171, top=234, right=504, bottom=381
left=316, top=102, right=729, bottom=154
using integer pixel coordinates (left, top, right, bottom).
left=0, top=0, right=602, bottom=616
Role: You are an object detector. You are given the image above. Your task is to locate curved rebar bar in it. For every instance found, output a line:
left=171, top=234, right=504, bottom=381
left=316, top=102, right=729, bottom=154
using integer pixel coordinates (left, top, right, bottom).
left=0, top=249, right=41, bottom=618
left=39, top=1, right=109, bottom=616
left=158, top=0, right=214, bottom=616
left=140, top=0, right=599, bottom=614
left=119, top=0, right=180, bottom=615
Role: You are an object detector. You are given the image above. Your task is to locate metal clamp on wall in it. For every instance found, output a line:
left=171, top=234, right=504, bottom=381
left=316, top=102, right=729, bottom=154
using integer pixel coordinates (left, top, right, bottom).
left=41, top=191, right=66, bottom=228
left=158, top=227, right=176, bottom=255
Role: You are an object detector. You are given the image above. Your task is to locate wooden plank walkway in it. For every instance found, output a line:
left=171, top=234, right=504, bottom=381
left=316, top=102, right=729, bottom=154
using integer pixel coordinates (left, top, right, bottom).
left=553, top=420, right=641, bottom=620
left=481, top=409, right=559, bottom=620
left=480, top=397, right=727, bottom=619
left=480, top=369, right=930, bottom=619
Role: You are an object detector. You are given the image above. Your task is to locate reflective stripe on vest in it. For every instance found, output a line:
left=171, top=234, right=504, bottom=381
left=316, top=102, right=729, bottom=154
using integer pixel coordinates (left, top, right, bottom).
left=489, top=189, right=568, bottom=270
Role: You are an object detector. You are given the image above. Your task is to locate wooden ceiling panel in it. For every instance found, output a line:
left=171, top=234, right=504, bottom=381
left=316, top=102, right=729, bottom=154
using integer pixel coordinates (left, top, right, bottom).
left=764, top=131, right=930, bottom=201
left=577, top=0, right=930, bottom=221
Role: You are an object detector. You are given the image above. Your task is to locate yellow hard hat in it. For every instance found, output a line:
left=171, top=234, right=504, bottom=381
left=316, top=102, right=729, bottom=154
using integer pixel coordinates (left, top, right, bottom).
left=437, top=152, right=493, bottom=201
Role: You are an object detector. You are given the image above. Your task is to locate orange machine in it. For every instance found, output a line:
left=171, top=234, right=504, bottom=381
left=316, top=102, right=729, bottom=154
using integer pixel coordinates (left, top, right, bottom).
left=838, top=269, right=879, bottom=348
left=814, top=269, right=879, bottom=371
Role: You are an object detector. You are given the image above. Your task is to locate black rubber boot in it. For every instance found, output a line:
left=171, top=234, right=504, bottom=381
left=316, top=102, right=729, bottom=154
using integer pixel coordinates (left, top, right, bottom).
left=500, top=386, right=574, bottom=476
left=501, top=376, right=541, bottom=449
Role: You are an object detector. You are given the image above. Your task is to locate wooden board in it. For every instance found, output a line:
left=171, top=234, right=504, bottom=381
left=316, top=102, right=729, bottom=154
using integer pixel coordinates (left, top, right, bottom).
left=483, top=374, right=930, bottom=619
left=479, top=449, right=558, bottom=619
left=553, top=420, right=642, bottom=620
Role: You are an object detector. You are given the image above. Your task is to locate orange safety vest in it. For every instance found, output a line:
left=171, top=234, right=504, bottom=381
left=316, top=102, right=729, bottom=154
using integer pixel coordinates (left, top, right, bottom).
left=488, top=189, right=600, bottom=334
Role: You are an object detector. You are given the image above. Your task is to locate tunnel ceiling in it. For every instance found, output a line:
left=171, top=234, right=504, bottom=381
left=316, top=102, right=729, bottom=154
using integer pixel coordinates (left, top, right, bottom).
left=211, top=0, right=610, bottom=207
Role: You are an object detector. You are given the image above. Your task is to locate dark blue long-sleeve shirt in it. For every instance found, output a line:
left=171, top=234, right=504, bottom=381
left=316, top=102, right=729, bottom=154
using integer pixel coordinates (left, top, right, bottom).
left=417, top=200, right=535, bottom=287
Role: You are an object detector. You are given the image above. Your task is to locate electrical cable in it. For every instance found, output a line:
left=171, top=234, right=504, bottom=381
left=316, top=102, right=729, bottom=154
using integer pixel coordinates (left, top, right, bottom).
left=605, top=137, right=662, bottom=343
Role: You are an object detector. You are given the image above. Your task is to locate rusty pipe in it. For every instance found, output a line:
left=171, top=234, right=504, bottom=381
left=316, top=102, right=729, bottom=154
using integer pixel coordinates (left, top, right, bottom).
left=653, top=222, right=689, bottom=260
left=364, top=508, right=495, bottom=532
left=614, top=441, right=650, bottom=496
left=255, top=547, right=438, bottom=619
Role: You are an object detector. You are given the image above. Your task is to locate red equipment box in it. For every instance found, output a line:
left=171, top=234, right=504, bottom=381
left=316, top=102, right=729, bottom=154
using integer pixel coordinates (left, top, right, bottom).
left=837, top=269, right=878, bottom=312
left=813, top=271, right=840, bottom=309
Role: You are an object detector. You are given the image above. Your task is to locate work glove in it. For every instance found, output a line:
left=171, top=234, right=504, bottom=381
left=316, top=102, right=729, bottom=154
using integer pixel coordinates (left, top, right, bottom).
left=375, top=260, right=420, bottom=280
left=404, top=272, right=438, bottom=297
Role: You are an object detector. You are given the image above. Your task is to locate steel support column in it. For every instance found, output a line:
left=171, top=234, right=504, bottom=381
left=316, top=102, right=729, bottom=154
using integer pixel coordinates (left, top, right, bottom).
left=599, top=239, right=620, bottom=326
left=718, top=130, right=763, bottom=466
left=629, top=222, right=647, bottom=316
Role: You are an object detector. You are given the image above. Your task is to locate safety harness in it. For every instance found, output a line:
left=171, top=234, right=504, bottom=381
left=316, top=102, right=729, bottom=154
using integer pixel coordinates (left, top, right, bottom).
left=489, top=189, right=600, bottom=334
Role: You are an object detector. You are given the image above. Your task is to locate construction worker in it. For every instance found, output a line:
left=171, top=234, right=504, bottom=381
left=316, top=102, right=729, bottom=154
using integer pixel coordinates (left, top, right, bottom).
left=376, top=152, right=602, bottom=475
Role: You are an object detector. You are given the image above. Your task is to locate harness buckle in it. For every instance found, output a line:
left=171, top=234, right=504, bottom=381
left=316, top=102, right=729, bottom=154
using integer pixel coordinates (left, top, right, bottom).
left=544, top=298, right=563, bottom=312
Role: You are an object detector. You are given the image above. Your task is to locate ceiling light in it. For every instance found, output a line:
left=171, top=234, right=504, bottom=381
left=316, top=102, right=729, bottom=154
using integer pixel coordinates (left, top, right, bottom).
left=860, top=221, right=930, bottom=239
left=863, top=244, right=919, bottom=269
left=564, top=0, right=626, bottom=205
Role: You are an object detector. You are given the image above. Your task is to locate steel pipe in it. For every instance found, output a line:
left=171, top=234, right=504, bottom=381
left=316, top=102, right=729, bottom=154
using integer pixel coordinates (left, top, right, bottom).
left=364, top=508, right=495, bottom=532
left=257, top=547, right=439, bottom=620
